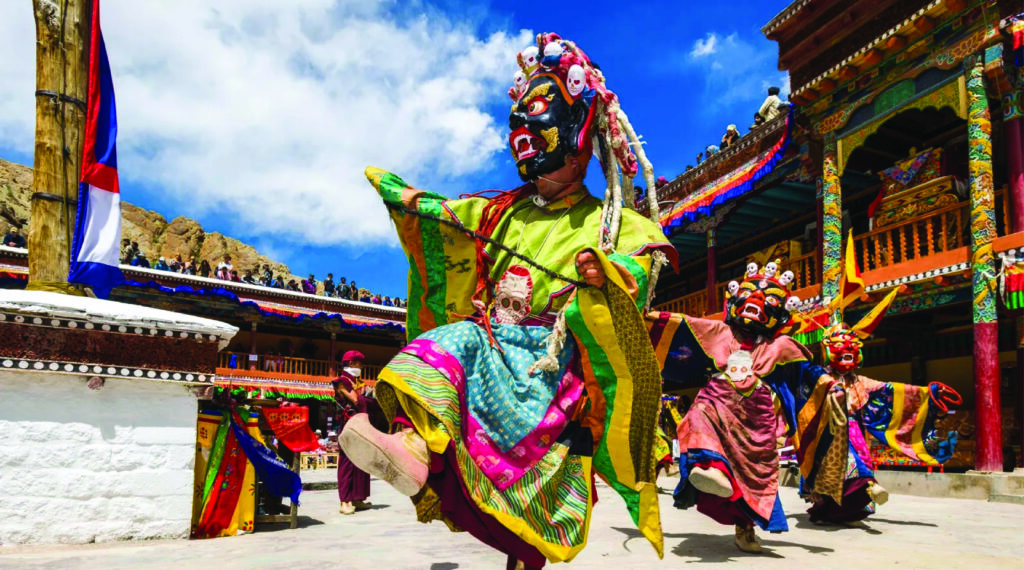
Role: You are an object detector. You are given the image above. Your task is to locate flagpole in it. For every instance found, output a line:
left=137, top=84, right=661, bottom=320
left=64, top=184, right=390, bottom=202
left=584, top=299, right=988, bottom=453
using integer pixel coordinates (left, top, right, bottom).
left=27, top=0, right=92, bottom=293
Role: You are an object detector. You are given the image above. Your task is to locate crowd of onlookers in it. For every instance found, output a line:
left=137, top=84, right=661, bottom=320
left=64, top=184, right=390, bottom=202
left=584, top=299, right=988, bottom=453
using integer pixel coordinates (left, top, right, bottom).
left=692, top=86, right=790, bottom=168
left=119, top=239, right=406, bottom=308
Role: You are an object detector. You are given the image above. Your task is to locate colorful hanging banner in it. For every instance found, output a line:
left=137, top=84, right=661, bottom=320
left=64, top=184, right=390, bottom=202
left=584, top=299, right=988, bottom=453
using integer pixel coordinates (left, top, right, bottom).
left=661, top=109, right=794, bottom=234
left=263, top=406, right=323, bottom=453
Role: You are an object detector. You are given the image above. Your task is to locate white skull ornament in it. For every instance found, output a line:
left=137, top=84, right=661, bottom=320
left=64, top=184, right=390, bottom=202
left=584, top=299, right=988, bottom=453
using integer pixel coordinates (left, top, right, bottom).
left=519, top=46, right=540, bottom=75
left=785, top=296, right=801, bottom=312
left=566, top=64, right=586, bottom=97
left=727, top=280, right=739, bottom=297
left=764, top=262, right=778, bottom=278
left=746, top=262, right=758, bottom=277
left=494, top=265, right=533, bottom=325
left=512, top=70, right=527, bottom=98
left=778, top=270, right=794, bottom=286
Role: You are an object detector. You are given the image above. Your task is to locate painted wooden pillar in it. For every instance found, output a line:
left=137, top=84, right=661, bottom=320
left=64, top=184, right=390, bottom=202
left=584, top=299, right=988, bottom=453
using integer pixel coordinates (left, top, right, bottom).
left=705, top=230, right=718, bottom=315
left=1003, top=89, right=1024, bottom=233
left=248, top=320, right=258, bottom=371
left=966, top=55, right=1003, bottom=472
left=821, top=134, right=843, bottom=302
left=329, top=332, right=338, bottom=377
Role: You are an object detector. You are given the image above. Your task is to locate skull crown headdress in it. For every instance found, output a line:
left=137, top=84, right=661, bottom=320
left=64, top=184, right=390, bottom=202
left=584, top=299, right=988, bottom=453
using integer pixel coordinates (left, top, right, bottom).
left=723, top=259, right=801, bottom=338
left=507, top=33, right=660, bottom=253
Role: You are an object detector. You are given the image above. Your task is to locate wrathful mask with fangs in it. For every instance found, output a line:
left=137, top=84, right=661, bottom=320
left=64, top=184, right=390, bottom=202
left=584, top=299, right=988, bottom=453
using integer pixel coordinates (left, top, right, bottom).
left=724, top=278, right=793, bottom=338
left=822, top=326, right=864, bottom=373
left=508, top=73, right=591, bottom=181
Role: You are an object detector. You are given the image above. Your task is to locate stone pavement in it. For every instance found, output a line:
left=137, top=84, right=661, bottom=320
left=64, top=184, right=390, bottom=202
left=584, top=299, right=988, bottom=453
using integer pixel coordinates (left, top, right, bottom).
left=2, top=471, right=1022, bottom=570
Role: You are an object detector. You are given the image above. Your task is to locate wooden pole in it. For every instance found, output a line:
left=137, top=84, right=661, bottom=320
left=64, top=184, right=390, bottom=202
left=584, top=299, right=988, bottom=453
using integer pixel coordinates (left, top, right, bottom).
left=27, top=0, right=92, bottom=291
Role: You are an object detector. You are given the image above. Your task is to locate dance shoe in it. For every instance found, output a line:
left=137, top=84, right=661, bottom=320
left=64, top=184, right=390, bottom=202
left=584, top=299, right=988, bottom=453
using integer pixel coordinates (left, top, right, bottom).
left=867, top=481, right=889, bottom=505
left=340, top=413, right=429, bottom=497
left=734, top=525, right=763, bottom=553
left=689, top=466, right=733, bottom=498
left=339, top=502, right=356, bottom=515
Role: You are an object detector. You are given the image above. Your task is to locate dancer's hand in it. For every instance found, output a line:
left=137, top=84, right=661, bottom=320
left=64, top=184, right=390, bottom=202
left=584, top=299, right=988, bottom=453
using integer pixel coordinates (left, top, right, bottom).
left=576, top=251, right=606, bottom=288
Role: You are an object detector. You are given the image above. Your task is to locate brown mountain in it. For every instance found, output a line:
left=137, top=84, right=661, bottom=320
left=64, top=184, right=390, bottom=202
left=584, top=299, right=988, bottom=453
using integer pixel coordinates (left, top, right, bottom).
left=0, top=157, right=293, bottom=278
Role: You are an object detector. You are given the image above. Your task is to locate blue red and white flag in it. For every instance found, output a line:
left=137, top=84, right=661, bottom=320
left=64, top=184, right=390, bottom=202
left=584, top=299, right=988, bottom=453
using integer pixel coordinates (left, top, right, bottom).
left=69, top=0, right=124, bottom=298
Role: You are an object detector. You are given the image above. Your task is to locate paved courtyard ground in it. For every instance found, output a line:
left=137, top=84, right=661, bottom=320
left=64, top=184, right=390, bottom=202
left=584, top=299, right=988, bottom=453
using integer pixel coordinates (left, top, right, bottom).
left=2, top=470, right=1022, bottom=569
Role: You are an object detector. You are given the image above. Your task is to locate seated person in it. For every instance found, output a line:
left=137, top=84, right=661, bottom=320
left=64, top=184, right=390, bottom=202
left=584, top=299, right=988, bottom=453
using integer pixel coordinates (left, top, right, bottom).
left=720, top=125, right=740, bottom=149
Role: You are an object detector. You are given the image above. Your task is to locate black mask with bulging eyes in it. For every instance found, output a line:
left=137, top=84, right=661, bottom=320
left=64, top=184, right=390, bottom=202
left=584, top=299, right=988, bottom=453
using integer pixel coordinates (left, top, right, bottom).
left=508, top=74, right=590, bottom=182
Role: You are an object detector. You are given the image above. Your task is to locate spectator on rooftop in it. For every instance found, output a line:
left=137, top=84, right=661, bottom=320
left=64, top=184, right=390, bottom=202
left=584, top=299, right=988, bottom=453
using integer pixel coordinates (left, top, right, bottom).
left=323, top=273, right=335, bottom=297
left=131, top=252, right=150, bottom=268
left=751, top=112, right=765, bottom=130
left=338, top=277, right=351, bottom=300
left=383, top=296, right=393, bottom=307
left=720, top=124, right=740, bottom=149
left=216, top=254, right=233, bottom=280
left=167, top=254, right=182, bottom=272
left=198, top=259, right=212, bottom=278
left=286, top=279, right=300, bottom=292
left=261, top=264, right=273, bottom=286
left=3, top=226, right=27, bottom=249
left=154, top=256, right=170, bottom=271
left=696, top=152, right=703, bottom=165
left=271, top=275, right=284, bottom=288
left=230, top=269, right=241, bottom=282
left=119, top=238, right=133, bottom=263
left=183, top=256, right=197, bottom=275
left=359, top=289, right=371, bottom=303
left=349, top=281, right=359, bottom=301
left=241, top=269, right=258, bottom=285
left=758, top=86, right=787, bottom=123
left=705, top=144, right=720, bottom=157
left=302, top=274, right=317, bottom=295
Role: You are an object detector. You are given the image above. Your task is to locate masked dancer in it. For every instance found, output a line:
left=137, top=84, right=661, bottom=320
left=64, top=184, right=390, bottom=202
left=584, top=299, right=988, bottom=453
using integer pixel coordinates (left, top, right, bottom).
left=339, top=33, right=677, bottom=568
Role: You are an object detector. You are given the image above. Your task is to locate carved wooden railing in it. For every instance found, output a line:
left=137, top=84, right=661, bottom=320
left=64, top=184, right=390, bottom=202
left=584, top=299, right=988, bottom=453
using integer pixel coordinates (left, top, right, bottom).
left=218, top=352, right=382, bottom=380
left=853, top=189, right=1007, bottom=272
left=654, top=289, right=707, bottom=316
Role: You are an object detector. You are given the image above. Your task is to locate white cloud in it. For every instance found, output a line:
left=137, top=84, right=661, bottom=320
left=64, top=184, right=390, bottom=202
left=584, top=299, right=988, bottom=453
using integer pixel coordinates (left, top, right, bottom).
left=0, top=1, right=532, bottom=247
left=690, top=33, right=718, bottom=58
left=684, top=31, right=789, bottom=109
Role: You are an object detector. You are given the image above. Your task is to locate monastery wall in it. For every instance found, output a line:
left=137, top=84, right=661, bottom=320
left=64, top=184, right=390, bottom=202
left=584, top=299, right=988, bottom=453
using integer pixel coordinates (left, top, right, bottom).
left=0, top=373, right=198, bottom=544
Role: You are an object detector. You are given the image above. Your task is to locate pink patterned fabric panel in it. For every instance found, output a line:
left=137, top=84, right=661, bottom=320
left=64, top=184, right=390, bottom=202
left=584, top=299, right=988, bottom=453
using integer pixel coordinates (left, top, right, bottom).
left=401, top=338, right=584, bottom=491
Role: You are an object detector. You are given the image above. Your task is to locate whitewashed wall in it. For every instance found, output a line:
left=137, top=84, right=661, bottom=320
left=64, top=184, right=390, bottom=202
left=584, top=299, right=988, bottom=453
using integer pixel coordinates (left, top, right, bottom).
left=0, top=371, right=198, bottom=544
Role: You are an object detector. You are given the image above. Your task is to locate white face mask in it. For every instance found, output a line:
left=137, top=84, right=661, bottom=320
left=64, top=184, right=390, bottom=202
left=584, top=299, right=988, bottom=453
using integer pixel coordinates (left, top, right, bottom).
left=343, top=366, right=361, bottom=378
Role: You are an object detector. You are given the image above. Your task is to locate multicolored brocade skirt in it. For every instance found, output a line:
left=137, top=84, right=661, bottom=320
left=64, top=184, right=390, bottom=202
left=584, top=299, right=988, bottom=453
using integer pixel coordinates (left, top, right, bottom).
left=375, top=321, right=594, bottom=564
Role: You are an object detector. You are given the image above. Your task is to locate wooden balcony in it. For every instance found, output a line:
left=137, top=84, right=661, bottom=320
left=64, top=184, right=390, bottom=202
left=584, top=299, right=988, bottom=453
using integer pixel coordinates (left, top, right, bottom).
left=654, top=188, right=1012, bottom=317
left=854, top=188, right=1009, bottom=273
left=218, top=351, right=383, bottom=382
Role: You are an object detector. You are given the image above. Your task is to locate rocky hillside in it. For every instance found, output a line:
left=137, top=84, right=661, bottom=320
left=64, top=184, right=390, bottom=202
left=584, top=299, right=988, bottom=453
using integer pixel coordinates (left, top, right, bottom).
left=0, top=158, right=293, bottom=278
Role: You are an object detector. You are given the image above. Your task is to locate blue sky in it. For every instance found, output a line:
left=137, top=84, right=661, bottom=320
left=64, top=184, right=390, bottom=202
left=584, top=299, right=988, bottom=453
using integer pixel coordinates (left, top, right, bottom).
left=0, top=0, right=790, bottom=299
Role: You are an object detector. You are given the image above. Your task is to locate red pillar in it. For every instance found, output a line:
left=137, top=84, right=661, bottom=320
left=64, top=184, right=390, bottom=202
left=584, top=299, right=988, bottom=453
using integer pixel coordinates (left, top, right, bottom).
left=705, top=230, right=718, bottom=315
left=974, top=322, right=1003, bottom=471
